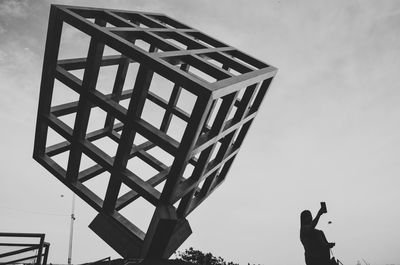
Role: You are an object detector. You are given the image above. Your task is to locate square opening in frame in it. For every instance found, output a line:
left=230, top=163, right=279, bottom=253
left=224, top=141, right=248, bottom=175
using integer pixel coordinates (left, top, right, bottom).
left=91, top=136, right=119, bottom=159
left=166, top=115, right=187, bottom=143
left=50, top=148, right=71, bottom=173
left=58, top=21, right=91, bottom=60
left=80, top=171, right=111, bottom=202
left=175, top=88, right=197, bottom=116
left=51, top=79, right=80, bottom=108
left=146, top=145, right=174, bottom=169
left=126, top=156, right=160, bottom=182
left=141, top=99, right=166, bottom=130
left=118, top=194, right=155, bottom=233
left=148, top=72, right=175, bottom=102
left=96, top=64, right=120, bottom=96
left=45, top=126, right=71, bottom=153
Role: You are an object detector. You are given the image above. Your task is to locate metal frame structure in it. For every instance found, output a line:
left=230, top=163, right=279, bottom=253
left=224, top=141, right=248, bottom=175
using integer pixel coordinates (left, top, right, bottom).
left=33, top=5, right=277, bottom=259
left=0, top=233, right=49, bottom=265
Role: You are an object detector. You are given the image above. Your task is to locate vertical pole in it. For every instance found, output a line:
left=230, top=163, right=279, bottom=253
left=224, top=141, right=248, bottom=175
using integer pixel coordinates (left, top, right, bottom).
left=42, top=243, right=50, bottom=265
left=36, top=234, right=45, bottom=265
left=68, top=194, right=76, bottom=265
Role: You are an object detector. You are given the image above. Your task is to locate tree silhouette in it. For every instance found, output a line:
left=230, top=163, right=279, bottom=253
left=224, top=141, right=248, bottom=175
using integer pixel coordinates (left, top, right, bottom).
left=176, top=247, right=239, bottom=265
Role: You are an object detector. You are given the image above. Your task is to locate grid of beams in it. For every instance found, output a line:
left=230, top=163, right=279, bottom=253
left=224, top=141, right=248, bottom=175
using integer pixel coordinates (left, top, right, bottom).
left=33, top=4, right=277, bottom=259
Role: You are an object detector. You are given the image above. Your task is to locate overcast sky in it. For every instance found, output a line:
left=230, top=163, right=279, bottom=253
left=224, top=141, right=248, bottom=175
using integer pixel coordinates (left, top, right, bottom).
left=1, top=0, right=400, bottom=265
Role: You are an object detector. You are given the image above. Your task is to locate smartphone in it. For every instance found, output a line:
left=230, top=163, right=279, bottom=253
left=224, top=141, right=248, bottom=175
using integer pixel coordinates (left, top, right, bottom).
left=320, top=202, right=327, bottom=213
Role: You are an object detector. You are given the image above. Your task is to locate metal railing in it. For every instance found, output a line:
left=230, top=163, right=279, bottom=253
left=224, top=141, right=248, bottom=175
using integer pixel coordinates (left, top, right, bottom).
left=0, top=233, right=50, bottom=265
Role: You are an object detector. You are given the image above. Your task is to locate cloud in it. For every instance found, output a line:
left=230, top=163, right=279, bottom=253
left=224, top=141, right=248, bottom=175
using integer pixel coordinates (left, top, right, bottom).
left=0, top=0, right=29, bottom=18
left=0, top=49, right=6, bottom=62
left=0, top=0, right=47, bottom=103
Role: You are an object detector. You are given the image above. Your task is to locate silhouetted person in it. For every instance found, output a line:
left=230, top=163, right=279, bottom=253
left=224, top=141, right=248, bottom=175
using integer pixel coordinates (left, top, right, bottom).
left=300, top=205, right=335, bottom=265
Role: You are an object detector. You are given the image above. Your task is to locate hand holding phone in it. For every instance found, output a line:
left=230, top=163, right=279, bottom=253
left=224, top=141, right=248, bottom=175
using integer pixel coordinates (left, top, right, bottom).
left=320, top=202, right=327, bottom=214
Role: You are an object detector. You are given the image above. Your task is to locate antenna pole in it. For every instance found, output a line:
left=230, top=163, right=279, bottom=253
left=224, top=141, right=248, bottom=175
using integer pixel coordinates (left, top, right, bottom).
left=67, top=194, right=76, bottom=265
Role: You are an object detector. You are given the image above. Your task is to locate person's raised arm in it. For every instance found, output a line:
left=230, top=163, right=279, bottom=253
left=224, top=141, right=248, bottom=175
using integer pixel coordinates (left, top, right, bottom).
left=310, top=206, right=326, bottom=228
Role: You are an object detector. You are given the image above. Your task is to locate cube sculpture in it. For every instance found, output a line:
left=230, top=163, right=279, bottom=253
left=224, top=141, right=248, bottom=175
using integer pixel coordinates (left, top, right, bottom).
left=33, top=4, right=277, bottom=260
